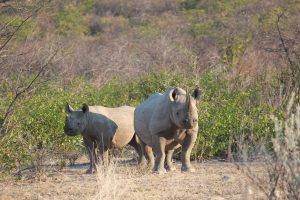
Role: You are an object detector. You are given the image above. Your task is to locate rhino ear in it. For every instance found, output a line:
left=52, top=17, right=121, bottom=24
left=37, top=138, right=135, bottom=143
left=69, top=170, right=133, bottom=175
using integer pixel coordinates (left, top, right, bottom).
left=82, top=104, right=89, bottom=113
left=169, top=88, right=179, bottom=102
left=65, top=103, right=74, bottom=114
left=192, top=87, right=202, bottom=100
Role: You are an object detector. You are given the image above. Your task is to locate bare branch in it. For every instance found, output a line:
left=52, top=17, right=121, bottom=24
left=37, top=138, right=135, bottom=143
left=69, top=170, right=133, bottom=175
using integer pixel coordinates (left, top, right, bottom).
left=276, top=14, right=294, bottom=70
left=0, top=6, right=42, bottom=52
left=0, top=50, right=58, bottom=138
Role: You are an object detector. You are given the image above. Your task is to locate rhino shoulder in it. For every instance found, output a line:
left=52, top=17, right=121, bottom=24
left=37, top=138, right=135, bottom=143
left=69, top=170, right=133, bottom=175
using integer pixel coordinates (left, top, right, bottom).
left=147, top=89, right=175, bottom=135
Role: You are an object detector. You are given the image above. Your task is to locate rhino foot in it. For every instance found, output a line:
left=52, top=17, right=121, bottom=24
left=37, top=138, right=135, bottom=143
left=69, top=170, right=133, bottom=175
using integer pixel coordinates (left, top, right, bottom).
left=181, top=166, right=195, bottom=172
left=165, top=165, right=176, bottom=171
left=138, top=159, right=147, bottom=168
left=85, top=168, right=96, bottom=174
left=153, top=168, right=166, bottom=175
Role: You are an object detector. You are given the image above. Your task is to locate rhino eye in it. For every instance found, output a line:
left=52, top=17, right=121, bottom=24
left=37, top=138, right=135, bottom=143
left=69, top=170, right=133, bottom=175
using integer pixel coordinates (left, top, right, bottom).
left=176, top=112, right=179, bottom=116
left=77, top=122, right=80, bottom=126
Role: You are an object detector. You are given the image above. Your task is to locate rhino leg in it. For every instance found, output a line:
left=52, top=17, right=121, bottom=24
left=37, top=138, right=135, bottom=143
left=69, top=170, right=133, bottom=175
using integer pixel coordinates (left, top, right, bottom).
left=83, top=137, right=96, bottom=174
left=93, top=142, right=99, bottom=164
left=153, top=136, right=167, bottom=174
left=144, top=144, right=154, bottom=168
left=165, top=149, right=176, bottom=171
left=181, top=133, right=197, bottom=172
left=98, top=145, right=109, bottom=166
left=129, top=134, right=145, bottom=165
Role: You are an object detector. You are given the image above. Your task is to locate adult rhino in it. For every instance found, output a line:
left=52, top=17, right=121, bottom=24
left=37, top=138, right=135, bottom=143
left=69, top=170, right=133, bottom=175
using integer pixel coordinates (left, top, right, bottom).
left=64, top=103, right=142, bottom=173
left=134, top=87, right=201, bottom=174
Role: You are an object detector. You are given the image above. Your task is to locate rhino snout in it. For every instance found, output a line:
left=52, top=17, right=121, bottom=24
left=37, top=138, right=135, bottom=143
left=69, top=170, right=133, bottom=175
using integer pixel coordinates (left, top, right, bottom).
left=182, top=118, right=198, bottom=128
left=64, top=126, right=73, bottom=134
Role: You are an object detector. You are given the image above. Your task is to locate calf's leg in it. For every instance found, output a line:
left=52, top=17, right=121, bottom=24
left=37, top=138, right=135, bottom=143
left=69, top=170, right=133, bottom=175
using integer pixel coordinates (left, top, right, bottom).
left=83, top=137, right=95, bottom=174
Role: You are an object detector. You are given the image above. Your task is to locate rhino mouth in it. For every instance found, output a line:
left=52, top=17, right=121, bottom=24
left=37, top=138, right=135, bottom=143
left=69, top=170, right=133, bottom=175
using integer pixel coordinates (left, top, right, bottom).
left=183, top=124, right=194, bottom=129
left=181, top=121, right=195, bottom=129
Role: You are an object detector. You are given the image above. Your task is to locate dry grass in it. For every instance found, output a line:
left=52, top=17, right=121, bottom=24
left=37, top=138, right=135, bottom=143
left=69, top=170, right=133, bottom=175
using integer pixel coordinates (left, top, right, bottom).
left=92, top=159, right=134, bottom=200
left=0, top=157, right=266, bottom=200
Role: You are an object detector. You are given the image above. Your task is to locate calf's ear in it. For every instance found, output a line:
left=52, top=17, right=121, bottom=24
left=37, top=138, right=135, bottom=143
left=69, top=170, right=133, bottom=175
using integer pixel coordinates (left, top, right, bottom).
left=192, top=87, right=202, bottom=100
left=82, top=104, right=89, bottom=113
left=65, top=103, right=74, bottom=114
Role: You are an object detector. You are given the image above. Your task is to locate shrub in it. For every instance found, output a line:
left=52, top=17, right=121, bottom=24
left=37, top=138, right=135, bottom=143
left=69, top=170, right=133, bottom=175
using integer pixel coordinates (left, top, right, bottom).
left=195, top=73, right=274, bottom=160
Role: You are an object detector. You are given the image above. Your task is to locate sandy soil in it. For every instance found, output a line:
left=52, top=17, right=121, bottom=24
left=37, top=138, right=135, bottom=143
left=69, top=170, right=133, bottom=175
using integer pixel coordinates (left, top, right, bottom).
left=0, top=158, right=267, bottom=200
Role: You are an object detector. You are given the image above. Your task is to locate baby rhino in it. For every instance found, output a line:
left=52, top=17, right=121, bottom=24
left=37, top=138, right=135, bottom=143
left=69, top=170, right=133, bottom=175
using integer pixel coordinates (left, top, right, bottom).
left=64, top=103, right=142, bottom=173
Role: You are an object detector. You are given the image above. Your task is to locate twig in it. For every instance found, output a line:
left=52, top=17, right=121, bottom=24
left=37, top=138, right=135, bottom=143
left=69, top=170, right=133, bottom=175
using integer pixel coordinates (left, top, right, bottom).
left=276, top=14, right=294, bottom=69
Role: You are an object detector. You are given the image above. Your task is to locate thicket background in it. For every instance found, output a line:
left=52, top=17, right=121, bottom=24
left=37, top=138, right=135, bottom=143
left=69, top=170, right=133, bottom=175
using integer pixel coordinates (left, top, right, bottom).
left=0, top=0, right=299, bottom=172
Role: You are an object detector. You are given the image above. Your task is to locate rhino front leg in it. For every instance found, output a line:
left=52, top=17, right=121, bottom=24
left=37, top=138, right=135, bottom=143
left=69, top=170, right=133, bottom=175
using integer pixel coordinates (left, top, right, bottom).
left=153, top=136, right=166, bottom=174
left=181, top=133, right=197, bottom=172
left=83, top=137, right=95, bottom=174
left=165, top=149, right=176, bottom=171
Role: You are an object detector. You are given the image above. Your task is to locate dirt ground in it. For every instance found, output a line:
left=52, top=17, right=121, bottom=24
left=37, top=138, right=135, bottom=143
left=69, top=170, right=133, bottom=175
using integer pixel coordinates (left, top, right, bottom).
left=0, top=157, right=267, bottom=200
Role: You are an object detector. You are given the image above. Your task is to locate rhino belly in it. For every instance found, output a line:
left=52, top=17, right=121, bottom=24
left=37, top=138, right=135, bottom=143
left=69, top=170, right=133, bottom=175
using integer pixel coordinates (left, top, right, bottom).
left=111, top=129, right=134, bottom=148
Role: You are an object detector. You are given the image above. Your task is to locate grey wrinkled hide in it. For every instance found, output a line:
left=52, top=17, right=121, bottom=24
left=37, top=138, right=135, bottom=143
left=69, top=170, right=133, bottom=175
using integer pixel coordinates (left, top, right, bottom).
left=64, top=104, right=142, bottom=173
left=134, top=87, right=201, bottom=174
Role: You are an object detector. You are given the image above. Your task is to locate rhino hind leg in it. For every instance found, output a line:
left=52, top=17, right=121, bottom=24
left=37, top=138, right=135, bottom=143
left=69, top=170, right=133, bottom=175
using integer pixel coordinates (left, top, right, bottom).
left=140, top=143, right=155, bottom=169
left=129, top=134, right=145, bottom=165
left=98, top=145, right=109, bottom=166
left=165, top=149, right=176, bottom=171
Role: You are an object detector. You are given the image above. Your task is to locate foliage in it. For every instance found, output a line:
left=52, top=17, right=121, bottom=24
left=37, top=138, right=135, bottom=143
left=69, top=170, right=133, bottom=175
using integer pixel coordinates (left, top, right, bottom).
left=196, top=73, right=274, bottom=159
left=55, top=1, right=94, bottom=35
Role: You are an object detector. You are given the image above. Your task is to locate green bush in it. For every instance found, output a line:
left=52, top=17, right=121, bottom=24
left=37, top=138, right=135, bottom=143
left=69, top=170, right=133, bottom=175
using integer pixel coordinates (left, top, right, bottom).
left=195, top=73, right=274, bottom=159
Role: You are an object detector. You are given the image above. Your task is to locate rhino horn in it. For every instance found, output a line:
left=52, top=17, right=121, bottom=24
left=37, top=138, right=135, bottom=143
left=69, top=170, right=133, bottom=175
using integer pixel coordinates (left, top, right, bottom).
left=186, top=88, right=191, bottom=111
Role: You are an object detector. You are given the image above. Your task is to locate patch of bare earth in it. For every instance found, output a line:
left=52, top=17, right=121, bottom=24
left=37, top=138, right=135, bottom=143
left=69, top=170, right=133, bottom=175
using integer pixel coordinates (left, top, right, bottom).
left=0, top=158, right=266, bottom=200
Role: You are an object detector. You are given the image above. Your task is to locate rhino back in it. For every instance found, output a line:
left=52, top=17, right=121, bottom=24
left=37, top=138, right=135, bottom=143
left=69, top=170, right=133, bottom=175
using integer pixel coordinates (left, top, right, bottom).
left=87, top=106, right=135, bottom=148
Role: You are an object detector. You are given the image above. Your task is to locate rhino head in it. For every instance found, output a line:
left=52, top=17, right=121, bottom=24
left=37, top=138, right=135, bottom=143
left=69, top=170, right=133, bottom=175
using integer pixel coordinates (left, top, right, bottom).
left=64, top=103, right=89, bottom=136
left=169, top=87, right=201, bottom=129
